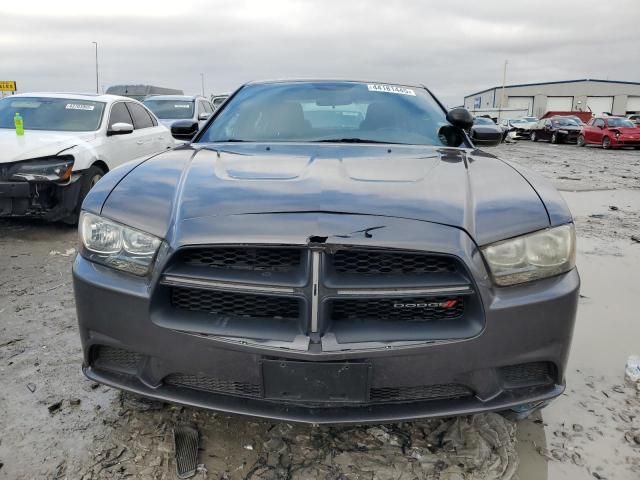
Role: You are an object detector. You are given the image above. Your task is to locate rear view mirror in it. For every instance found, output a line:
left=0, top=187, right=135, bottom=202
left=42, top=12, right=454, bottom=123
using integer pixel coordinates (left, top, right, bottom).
left=107, top=122, right=134, bottom=136
left=171, top=120, right=199, bottom=141
left=198, top=112, right=211, bottom=121
left=446, top=108, right=474, bottom=130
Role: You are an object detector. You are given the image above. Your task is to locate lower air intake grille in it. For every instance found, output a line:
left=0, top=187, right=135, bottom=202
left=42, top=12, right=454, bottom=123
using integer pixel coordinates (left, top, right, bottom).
left=331, top=250, right=457, bottom=275
left=331, top=297, right=464, bottom=322
left=93, top=346, right=142, bottom=373
left=500, top=362, right=555, bottom=388
left=164, top=374, right=262, bottom=398
left=171, top=287, right=300, bottom=320
left=370, top=384, right=472, bottom=403
left=180, top=247, right=302, bottom=273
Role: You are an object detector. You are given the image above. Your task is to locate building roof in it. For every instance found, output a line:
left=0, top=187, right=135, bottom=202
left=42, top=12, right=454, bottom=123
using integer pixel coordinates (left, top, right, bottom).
left=464, top=78, right=640, bottom=99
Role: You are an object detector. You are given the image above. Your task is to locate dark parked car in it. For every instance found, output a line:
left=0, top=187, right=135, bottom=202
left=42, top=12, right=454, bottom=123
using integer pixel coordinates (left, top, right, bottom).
left=470, top=116, right=503, bottom=144
left=74, top=80, right=579, bottom=424
left=530, top=117, right=582, bottom=144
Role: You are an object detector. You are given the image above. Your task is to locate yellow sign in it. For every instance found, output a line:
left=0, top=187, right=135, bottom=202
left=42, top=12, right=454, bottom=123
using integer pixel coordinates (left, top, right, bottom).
left=0, top=81, right=17, bottom=92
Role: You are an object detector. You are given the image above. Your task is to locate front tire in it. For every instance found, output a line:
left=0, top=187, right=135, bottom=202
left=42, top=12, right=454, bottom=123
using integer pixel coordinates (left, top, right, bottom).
left=602, top=137, right=611, bottom=150
left=551, top=132, right=558, bottom=144
left=61, top=165, right=105, bottom=225
left=530, top=131, right=538, bottom=142
left=577, top=134, right=586, bottom=147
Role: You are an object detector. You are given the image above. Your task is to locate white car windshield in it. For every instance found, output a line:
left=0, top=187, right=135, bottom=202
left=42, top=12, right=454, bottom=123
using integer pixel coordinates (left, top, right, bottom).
left=143, top=99, right=195, bottom=119
left=198, top=81, right=452, bottom=146
left=0, top=97, right=105, bottom=131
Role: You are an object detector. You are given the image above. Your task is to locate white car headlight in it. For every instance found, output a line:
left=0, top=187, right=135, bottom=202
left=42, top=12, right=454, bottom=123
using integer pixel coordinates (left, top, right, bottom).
left=80, top=212, right=162, bottom=275
left=482, top=224, right=576, bottom=286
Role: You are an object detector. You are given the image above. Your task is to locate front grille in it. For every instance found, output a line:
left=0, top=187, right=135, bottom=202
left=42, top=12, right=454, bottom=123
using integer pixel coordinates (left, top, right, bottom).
left=370, top=384, right=472, bottom=403
left=331, top=296, right=464, bottom=322
left=93, top=346, right=142, bottom=372
left=331, top=250, right=457, bottom=275
left=164, top=374, right=261, bottom=398
left=500, top=362, right=555, bottom=388
left=159, top=245, right=479, bottom=343
left=171, top=286, right=300, bottom=320
left=180, top=247, right=302, bottom=273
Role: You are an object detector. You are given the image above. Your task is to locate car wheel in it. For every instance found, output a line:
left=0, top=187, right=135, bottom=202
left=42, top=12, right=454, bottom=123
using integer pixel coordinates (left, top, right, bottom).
left=577, top=134, right=586, bottom=147
left=61, top=165, right=105, bottom=225
left=551, top=132, right=558, bottom=144
left=530, top=131, right=537, bottom=142
left=602, top=137, right=611, bottom=150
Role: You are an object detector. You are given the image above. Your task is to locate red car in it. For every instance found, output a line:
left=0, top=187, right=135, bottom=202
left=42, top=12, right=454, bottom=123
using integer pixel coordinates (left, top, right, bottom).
left=578, top=116, right=640, bottom=149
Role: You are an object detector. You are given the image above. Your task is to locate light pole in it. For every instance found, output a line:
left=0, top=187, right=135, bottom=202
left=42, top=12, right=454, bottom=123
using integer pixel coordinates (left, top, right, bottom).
left=92, top=42, right=99, bottom=94
left=200, top=73, right=205, bottom=97
left=499, top=59, right=508, bottom=120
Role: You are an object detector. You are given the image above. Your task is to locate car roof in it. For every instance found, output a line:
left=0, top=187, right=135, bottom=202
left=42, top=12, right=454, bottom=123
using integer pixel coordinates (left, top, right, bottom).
left=6, top=92, right=133, bottom=103
left=244, top=79, right=426, bottom=89
left=144, top=95, right=204, bottom=101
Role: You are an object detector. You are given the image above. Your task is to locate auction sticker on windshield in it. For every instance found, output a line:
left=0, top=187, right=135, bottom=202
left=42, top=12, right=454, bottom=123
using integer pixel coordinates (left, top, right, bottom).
left=367, top=84, right=416, bottom=96
left=66, top=104, right=95, bottom=111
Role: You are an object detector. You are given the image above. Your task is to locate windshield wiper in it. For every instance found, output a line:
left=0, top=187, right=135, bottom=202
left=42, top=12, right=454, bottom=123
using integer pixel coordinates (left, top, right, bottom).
left=314, top=138, right=400, bottom=144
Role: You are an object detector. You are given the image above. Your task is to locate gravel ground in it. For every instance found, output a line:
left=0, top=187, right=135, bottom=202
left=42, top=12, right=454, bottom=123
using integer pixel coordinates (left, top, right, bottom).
left=0, top=140, right=639, bottom=480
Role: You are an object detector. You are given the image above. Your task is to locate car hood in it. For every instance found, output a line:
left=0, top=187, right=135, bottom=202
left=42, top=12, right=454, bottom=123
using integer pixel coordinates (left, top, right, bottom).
left=0, top=129, right=96, bottom=163
left=614, top=127, right=640, bottom=134
left=100, top=143, right=552, bottom=246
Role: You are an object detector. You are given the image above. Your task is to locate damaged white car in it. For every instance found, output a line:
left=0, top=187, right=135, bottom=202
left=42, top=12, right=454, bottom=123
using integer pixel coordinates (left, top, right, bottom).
left=0, top=93, right=175, bottom=223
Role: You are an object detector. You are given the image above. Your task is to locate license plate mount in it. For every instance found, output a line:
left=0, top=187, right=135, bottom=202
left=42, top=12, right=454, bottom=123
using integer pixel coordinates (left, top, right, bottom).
left=262, top=360, right=370, bottom=403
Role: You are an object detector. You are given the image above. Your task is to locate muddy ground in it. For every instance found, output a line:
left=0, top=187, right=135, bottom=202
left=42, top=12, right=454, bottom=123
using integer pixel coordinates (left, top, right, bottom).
left=1, top=141, right=639, bottom=480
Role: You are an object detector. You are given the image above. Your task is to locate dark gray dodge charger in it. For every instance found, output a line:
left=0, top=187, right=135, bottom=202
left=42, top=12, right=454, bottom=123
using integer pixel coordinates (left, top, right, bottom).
left=73, top=80, right=579, bottom=423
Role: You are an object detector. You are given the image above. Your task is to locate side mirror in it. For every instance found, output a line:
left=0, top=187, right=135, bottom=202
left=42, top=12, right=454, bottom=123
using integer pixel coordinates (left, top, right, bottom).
left=107, top=122, right=134, bottom=136
left=171, top=120, right=199, bottom=141
left=198, top=112, right=211, bottom=121
left=446, top=107, right=474, bottom=130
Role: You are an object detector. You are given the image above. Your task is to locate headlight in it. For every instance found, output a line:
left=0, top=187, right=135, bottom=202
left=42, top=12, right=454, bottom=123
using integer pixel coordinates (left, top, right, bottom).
left=558, top=129, right=569, bottom=134
left=10, top=155, right=74, bottom=182
left=80, top=212, right=162, bottom=275
left=482, top=224, right=575, bottom=286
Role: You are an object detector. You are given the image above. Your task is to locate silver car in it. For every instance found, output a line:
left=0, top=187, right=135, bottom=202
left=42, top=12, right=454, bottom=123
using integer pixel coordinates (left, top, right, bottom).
left=144, top=95, right=213, bottom=130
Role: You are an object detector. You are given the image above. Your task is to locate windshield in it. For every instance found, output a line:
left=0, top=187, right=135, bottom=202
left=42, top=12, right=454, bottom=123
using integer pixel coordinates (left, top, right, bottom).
left=198, top=82, right=453, bottom=146
left=552, top=118, right=579, bottom=126
left=607, top=118, right=635, bottom=128
left=522, top=117, right=537, bottom=122
left=143, top=99, right=194, bottom=119
left=474, top=117, right=495, bottom=125
left=510, top=119, right=526, bottom=124
left=0, top=97, right=105, bottom=131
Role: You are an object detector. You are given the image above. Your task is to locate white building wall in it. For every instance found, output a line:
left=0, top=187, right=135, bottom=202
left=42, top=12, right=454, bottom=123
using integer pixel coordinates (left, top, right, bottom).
left=464, top=80, right=640, bottom=117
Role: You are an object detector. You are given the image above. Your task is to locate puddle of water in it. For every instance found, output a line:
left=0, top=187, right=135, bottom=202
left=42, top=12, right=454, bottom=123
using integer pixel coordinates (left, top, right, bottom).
left=537, top=189, right=640, bottom=480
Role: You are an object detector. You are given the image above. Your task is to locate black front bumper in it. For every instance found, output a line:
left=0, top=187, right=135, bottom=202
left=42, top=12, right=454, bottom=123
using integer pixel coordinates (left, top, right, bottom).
left=85, top=365, right=562, bottom=424
left=0, top=178, right=82, bottom=220
left=74, top=240, right=579, bottom=423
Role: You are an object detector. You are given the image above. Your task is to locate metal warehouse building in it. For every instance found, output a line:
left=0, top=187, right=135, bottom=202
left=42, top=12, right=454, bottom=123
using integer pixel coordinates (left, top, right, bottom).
left=464, top=79, right=640, bottom=118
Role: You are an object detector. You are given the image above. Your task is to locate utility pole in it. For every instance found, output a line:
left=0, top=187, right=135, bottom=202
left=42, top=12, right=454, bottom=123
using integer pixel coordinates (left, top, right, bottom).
left=92, top=42, right=99, bottom=94
left=499, top=59, right=508, bottom=119
left=200, top=73, right=205, bottom=97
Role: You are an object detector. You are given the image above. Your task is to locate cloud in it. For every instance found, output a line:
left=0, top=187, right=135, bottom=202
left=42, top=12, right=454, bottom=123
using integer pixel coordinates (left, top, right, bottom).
left=1, top=0, right=639, bottom=105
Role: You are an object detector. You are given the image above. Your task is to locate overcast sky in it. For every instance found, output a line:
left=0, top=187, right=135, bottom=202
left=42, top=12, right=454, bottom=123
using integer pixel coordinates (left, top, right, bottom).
left=2, top=0, right=639, bottom=106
